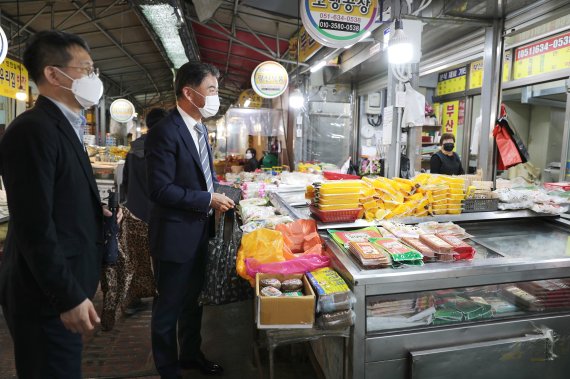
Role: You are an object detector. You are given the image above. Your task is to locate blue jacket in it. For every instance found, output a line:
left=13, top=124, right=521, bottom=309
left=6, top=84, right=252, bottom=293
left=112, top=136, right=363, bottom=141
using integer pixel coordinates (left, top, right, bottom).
left=145, top=109, right=218, bottom=263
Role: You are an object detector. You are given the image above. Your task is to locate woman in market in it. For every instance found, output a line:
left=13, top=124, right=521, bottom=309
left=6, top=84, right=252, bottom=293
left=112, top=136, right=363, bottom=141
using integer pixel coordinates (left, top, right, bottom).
left=244, top=147, right=259, bottom=172
left=430, top=133, right=465, bottom=175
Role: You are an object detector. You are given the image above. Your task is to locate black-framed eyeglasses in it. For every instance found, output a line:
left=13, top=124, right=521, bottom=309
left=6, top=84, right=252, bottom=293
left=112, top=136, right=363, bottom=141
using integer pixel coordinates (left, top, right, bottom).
left=52, top=65, right=99, bottom=78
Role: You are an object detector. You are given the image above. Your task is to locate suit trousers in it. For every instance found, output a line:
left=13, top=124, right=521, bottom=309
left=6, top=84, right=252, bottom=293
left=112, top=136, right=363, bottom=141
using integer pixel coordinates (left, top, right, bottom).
left=2, top=306, right=82, bottom=379
left=151, top=231, right=209, bottom=377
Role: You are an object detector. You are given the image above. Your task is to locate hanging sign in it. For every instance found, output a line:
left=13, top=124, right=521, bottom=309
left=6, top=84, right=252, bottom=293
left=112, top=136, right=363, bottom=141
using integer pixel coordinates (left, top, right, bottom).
left=0, top=26, right=8, bottom=65
left=251, top=61, right=289, bottom=99
left=0, top=57, right=29, bottom=100
left=513, top=31, right=570, bottom=80
left=289, top=26, right=322, bottom=62
left=238, top=89, right=263, bottom=108
left=300, top=0, right=378, bottom=48
left=468, top=51, right=513, bottom=89
left=442, top=100, right=460, bottom=142
left=436, top=67, right=467, bottom=96
left=110, top=99, right=136, bottom=123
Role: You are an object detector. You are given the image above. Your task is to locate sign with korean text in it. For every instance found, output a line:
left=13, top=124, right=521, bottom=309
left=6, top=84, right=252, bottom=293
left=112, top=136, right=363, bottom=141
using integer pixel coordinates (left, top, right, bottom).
left=251, top=61, right=289, bottom=99
left=468, top=51, right=513, bottom=89
left=513, top=31, right=570, bottom=80
left=110, top=99, right=136, bottom=123
left=0, top=58, right=29, bottom=100
left=289, top=26, right=322, bottom=62
left=0, top=26, right=8, bottom=64
left=301, top=0, right=378, bottom=48
left=442, top=100, right=460, bottom=141
left=436, top=67, right=466, bottom=96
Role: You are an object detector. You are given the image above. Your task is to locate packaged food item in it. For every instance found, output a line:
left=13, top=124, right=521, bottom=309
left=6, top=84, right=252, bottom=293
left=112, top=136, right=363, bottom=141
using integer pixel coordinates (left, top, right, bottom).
left=260, top=286, right=282, bottom=297
left=348, top=241, right=391, bottom=268
left=436, top=233, right=476, bottom=260
left=502, top=285, right=545, bottom=311
left=260, top=278, right=282, bottom=289
left=369, top=238, right=424, bottom=266
left=419, top=234, right=454, bottom=254
left=281, top=278, right=303, bottom=292
left=307, top=267, right=355, bottom=313
left=281, top=291, right=304, bottom=297
left=401, top=237, right=436, bottom=262
left=316, top=309, right=355, bottom=329
left=328, top=226, right=383, bottom=248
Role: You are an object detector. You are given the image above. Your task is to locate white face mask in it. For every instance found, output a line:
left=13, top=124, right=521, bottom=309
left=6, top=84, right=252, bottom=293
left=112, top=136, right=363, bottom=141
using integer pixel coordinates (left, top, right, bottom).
left=55, top=67, right=104, bottom=109
left=245, top=152, right=253, bottom=160
left=189, top=87, right=220, bottom=118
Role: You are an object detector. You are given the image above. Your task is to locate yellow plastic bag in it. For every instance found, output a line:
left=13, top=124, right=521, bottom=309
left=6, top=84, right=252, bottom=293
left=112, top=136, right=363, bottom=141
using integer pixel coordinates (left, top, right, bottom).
left=236, top=228, right=286, bottom=286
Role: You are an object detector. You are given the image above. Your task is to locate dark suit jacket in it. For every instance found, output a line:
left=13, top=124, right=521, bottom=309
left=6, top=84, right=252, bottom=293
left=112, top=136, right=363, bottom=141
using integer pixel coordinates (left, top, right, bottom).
left=0, top=96, right=104, bottom=317
left=123, top=136, right=151, bottom=223
left=145, top=109, right=217, bottom=263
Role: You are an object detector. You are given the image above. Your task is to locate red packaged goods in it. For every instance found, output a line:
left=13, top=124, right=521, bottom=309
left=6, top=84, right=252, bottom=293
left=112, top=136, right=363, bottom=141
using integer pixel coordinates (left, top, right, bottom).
left=348, top=241, right=391, bottom=268
left=436, top=233, right=477, bottom=260
left=401, top=237, right=436, bottom=261
left=419, top=235, right=454, bottom=254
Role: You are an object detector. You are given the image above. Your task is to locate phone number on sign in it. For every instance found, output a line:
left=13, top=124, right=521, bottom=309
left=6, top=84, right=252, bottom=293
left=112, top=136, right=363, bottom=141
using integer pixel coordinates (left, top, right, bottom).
left=517, top=35, right=570, bottom=60
left=319, top=20, right=360, bottom=33
left=319, top=13, right=362, bottom=23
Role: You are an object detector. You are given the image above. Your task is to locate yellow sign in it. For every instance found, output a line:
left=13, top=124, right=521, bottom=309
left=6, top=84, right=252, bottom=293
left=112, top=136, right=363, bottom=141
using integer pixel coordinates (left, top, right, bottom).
left=251, top=61, right=289, bottom=99
left=301, top=0, right=378, bottom=48
left=0, top=57, right=29, bottom=100
left=442, top=100, right=460, bottom=140
left=289, top=26, right=322, bottom=62
left=468, top=51, right=513, bottom=89
left=513, top=31, right=570, bottom=80
left=238, top=89, right=263, bottom=108
left=436, top=67, right=467, bottom=96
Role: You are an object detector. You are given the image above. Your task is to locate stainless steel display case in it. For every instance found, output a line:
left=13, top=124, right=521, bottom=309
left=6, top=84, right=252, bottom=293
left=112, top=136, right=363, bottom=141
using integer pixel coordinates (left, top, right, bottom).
left=271, top=193, right=570, bottom=379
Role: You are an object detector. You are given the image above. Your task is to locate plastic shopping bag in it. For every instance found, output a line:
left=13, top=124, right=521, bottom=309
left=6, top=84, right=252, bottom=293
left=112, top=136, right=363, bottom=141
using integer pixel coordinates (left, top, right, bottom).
left=245, top=254, right=331, bottom=279
left=275, top=219, right=322, bottom=257
left=493, top=122, right=522, bottom=169
left=236, top=228, right=287, bottom=286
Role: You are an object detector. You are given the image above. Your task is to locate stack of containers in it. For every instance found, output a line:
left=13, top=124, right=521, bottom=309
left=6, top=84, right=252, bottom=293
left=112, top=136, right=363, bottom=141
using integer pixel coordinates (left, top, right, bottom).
left=309, top=180, right=364, bottom=223
left=440, top=176, right=466, bottom=215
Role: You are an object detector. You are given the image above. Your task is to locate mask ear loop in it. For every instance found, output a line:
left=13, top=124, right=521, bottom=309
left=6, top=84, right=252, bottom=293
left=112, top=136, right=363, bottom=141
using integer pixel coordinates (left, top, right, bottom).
left=52, top=66, right=74, bottom=92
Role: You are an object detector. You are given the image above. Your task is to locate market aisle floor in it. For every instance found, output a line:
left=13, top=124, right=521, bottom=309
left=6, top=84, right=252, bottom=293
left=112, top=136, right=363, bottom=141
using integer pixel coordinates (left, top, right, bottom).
left=0, top=293, right=318, bottom=379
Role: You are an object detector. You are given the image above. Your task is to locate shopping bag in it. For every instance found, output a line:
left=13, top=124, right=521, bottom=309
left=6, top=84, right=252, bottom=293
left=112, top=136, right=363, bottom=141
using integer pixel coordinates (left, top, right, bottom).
left=493, top=122, right=522, bottom=169
left=199, top=211, right=252, bottom=305
left=236, top=228, right=287, bottom=286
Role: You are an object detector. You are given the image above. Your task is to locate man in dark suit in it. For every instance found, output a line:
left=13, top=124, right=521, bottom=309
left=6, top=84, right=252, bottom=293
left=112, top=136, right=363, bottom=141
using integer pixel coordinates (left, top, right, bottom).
left=145, top=62, right=234, bottom=379
left=0, top=31, right=113, bottom=378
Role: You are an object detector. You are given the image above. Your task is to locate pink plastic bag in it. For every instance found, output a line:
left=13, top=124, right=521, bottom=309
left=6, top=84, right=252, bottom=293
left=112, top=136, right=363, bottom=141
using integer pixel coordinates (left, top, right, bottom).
left=245, top=254, right=330, bottom=278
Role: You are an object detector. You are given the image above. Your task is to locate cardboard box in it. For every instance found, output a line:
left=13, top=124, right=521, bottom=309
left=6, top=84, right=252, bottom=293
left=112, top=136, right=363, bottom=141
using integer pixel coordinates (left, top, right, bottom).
left=256, top=273, right=315, bottom=329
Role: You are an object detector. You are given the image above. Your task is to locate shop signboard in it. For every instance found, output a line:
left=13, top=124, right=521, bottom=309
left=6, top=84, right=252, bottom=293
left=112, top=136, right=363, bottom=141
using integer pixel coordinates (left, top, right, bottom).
left=289, top=26, right=322, bottom=62
left=442, top=100, right=460, bottom=141
left=251, top=61, right=289, bottom=99
left=300, top=0, right=378, bottom=48
left=0, top=57, right=29, bottom=100
left=468, top=51, right=513, bottom=89
left=0, top=26, right=7, bottom=65
left=436, top=67, right=466, bottom=96
left=513, top=30, right=570, bottom=80
left=238, top=89, right=263, bottom=108
left=110, top=99, right=136, bottom=123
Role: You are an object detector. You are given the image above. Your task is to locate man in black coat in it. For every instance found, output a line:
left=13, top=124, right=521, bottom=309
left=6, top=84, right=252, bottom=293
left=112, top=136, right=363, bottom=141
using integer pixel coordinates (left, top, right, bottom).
left=145, top=62, right=234, bottom=379
left=0, top=31, right=114, bottom=378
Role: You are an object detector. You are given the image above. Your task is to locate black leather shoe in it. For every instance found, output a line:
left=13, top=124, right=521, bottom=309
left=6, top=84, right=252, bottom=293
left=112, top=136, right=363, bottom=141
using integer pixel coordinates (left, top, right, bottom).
left=180, top=356, right=224, bottom=375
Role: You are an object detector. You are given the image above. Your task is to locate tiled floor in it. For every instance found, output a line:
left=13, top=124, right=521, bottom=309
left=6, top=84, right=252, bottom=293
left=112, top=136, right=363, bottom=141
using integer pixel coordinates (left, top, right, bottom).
left=0, top=294, right=318, bottom=379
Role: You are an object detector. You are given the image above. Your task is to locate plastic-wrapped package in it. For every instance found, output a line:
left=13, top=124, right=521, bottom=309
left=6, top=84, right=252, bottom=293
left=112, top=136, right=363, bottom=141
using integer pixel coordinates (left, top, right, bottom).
left=316, top=309, right=355, bottom=329
left=260, top=278, right=281, bottom=289
left=306, top=267, right=356, bottom=313
left=239, top=205, right=277, bottom=223
left=531, top=202, right=569, bottom=215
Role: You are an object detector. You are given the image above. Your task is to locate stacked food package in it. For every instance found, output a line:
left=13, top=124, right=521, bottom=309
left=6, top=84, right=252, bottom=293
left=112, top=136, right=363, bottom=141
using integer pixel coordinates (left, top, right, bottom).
left=309, top=180, right=365, bottom=223
left=307, top=267, right=356, bottom=329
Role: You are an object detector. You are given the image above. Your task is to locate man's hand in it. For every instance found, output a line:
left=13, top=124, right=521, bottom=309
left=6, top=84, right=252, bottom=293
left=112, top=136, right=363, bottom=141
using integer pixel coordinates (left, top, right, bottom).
left=211, top=193, right=235, bottom=212
left=60, top=299, right=100, bottom=334
left=102, top=206, right=123, bottom=223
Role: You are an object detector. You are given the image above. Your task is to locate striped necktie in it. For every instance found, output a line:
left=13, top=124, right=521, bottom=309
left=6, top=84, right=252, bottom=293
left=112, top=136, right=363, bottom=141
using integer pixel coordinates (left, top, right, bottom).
left=194, top=123, right=214, bottom=194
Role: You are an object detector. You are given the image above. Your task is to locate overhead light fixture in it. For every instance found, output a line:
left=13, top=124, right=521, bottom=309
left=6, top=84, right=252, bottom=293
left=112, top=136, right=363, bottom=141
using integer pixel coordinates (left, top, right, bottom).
left=15, top=85, right=27, bottom=101
left=289, top=88, right=304, bottom=109
left=244, top=98, right=251, bottom=107
left=141, top=4, right=188, bottom=69
left=388, top=19, right=413, bottom=64
left=15, top=0, right=27, bottom=102
left=310, top=60, right=327, bottom=73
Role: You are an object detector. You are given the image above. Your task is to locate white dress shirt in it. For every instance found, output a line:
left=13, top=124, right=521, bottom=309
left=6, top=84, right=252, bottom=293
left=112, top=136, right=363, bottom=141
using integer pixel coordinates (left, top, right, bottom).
left=176, top=105, right=213, bottom=207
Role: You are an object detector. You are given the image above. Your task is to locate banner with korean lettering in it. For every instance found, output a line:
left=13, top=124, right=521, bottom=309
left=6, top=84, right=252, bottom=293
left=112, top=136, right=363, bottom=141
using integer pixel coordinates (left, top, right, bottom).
left=442, top=100, right=460, bottom=141
left=513, top=30, right=570, bottom=80
left=468, top=51, right=513, bottom=89
left=289, top=26, right=322, bottom=62
left=436, top=67, right=466, bottom=96
left=0, top=57, right=28, bottom=100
